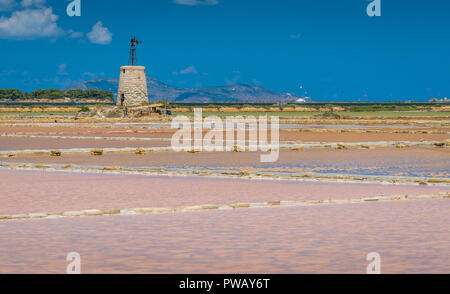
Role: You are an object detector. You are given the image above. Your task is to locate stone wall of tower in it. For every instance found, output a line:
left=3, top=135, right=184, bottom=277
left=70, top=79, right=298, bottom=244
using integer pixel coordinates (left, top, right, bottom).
left=117, top=66, right=149, bottom=107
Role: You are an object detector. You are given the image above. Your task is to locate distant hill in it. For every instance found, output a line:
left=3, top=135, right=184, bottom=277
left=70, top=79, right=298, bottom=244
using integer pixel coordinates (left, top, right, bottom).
left=66, top=78, right=300, bottom=103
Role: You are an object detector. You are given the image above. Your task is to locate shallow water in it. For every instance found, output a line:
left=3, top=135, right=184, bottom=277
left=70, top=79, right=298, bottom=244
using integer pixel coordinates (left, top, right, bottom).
left=282, top=124, right=425, bottom=129
left=1, top=169, right=448, bottom=215
left=0, top=199, right=448, bottom=274
left=0, top=137, right=170, bottom=151
left=4, top=148, right=449, bottom=178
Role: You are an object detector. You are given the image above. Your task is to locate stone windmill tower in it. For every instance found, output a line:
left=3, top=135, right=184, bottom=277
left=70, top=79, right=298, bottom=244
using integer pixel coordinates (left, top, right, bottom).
left=117, top=36, right=149, bottom=107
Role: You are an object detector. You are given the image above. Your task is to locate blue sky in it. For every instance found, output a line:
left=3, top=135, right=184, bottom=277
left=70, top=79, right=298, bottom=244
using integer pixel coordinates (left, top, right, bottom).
left=0, top=0, right=449, bottom=101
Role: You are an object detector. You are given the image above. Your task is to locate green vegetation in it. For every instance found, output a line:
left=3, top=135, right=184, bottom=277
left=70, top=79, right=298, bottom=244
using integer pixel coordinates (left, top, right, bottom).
left=0, top=89, right=114, bottom=102
left=175, top=111, right=450, bottom=118
left=0, top=112, right=78, bottom=117
left=32, top=89, right=64, bottom=99
left=0, top=89, right=24, bottom=100
left=176, top=111, right=321, bottom=117
left=169, top=103, right=447, bottom=111
left=317, top=112, right=342, bottom=119
left=154, top=101, right=171, bottom=107
left=335, top=111, right=450, bottom=118
left=79, top=106, right=90, bottom=112
left=65, top=89, right=113, bottom=101
left=343, top=104, right=426, bottom=112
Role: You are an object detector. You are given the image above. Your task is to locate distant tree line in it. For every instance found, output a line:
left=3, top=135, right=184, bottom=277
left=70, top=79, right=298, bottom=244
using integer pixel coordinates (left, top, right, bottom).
left=0, top=89, right=114, bottom=101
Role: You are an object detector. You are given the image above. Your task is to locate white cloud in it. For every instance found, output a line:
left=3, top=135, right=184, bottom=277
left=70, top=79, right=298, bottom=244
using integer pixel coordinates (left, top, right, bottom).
left=225, top=69, right=241, bottom=85
left=20, top=0, right=45, bottom=8
left=0, top=69, right=16, bottom=77
left=82, top=72, right=105, bottom=79
left=173, top=66, right=198, bottom=75
left=0, top=7, right=63, bottom=39
left=58, top=64, right=68, bottom=75
left=173, top=0, right=218, bottom=6
left=0, top=0, right=45, bottom=11
left=67, top=30, right=83, bottom=38
left=87, top=21, right=112, bottom=45
left=290, top=33, right=302, bottom=39
left=252, top=78, right=261, bottom=86
left=225, top=74, right=240, bottom=85
left=0, top=0, right=16, bottom=11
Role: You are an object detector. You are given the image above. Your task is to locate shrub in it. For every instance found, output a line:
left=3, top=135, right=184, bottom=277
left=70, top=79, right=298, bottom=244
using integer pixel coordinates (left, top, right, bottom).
left=79, top=106, right=90, bottom=112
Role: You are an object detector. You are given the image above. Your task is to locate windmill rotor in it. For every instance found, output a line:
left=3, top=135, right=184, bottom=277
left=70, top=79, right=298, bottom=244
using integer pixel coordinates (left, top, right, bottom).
left=128, top=36, right=143, bottom=66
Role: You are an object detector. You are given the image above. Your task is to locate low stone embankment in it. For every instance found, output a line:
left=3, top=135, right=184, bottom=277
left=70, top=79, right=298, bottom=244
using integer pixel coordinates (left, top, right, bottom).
left=1, top=192, right=448, bottom=222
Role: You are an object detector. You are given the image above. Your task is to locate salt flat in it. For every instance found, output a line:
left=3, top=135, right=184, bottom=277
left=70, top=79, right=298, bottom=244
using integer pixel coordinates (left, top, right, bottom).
left=0, top=199, right=448, bottom=274
left=0, top=115, right=448, bottom=274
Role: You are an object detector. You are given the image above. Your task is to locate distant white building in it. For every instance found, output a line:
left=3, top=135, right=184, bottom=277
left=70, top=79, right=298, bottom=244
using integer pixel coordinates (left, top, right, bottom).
left=295, top=97, right=310, bottom=103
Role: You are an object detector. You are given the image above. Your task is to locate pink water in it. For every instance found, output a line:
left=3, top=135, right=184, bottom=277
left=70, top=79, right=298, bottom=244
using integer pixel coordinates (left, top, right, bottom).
left=4, top=147, right=448, bottom=178
left=0, top=170, right=448, bottom=214
left=0, top=200, right=448, bottom=273
left=0, top=137, right=168, bottom=151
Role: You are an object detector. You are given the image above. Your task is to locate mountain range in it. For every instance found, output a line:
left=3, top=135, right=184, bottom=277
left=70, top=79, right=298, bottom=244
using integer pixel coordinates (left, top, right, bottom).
left=66, top=78, right=300, bottom=103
